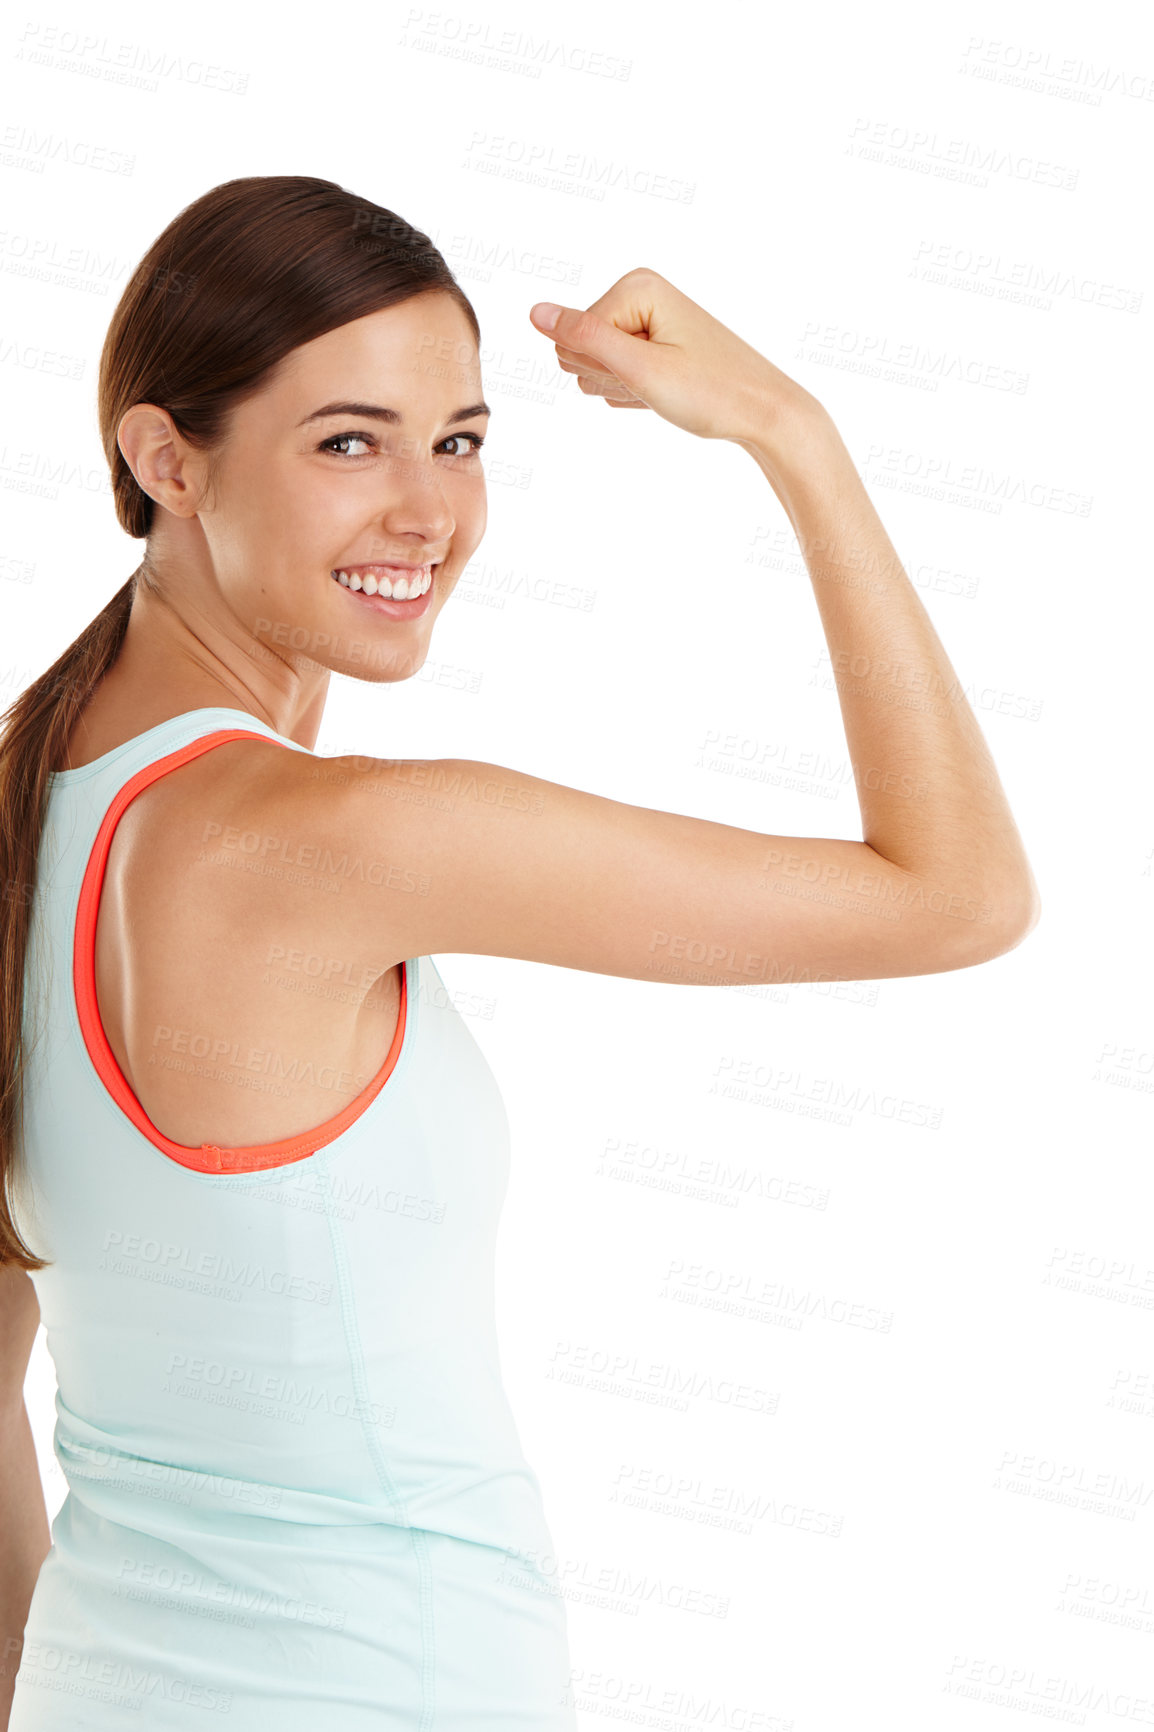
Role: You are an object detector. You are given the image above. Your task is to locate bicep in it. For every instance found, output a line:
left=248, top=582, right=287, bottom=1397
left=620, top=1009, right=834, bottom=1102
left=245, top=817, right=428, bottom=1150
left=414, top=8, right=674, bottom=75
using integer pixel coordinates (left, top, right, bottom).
left=308, top=756, right=1012, bottom=985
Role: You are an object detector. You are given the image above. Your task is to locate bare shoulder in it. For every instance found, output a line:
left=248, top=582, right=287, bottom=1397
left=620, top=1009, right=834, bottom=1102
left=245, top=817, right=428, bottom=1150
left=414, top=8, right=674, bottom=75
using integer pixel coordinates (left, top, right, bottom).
left=117, top=735, right=401, bottom=970
left=244, top=748, right=1030, bottom=985
left=100, top=736, right=409, bottom=1148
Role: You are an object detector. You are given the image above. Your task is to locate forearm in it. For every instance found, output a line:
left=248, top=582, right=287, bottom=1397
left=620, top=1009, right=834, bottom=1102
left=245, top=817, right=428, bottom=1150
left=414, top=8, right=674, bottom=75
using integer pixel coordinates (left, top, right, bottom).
left=736, top=395, right=1041, bottom=941
left=0, top=1397, right=51, bottom=1725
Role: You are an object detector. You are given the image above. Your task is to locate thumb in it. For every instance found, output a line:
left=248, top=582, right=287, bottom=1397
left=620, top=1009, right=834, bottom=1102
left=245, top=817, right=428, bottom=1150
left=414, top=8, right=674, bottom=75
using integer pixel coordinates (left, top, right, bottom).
left=529, top=300, right=652, bottom=389
left=529, top=302, right=565, bottom=333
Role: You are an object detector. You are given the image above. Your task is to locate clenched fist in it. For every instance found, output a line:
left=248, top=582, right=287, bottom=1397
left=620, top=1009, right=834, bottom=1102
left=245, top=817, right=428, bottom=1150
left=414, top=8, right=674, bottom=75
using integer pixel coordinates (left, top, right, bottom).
left=529, top=267, right=820, bottom=447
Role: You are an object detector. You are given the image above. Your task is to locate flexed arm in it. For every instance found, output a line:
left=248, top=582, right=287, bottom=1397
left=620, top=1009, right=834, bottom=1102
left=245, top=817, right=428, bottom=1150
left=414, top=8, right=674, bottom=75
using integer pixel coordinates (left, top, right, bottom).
left=740, top=403, right=1040, bottom=954
left=237, top=272, right=1039, bottom=994
left=529, top=270, right=1041, bottom=958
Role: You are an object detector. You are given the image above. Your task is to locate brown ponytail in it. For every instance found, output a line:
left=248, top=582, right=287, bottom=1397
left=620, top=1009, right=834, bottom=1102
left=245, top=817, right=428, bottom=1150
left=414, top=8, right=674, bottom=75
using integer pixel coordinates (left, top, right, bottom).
left=0, top=175, right=480, bottom=1268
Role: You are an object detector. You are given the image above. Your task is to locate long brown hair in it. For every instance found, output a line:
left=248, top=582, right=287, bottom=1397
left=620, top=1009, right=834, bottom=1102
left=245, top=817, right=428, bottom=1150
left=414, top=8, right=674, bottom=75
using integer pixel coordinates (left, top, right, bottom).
left=0, top=176, right=480, bottom=1269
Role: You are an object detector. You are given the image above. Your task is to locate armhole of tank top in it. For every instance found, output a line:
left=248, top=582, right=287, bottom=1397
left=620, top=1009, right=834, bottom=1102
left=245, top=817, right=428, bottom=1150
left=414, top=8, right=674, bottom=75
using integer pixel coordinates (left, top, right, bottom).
left=72, top=727, right=417, bottom=1177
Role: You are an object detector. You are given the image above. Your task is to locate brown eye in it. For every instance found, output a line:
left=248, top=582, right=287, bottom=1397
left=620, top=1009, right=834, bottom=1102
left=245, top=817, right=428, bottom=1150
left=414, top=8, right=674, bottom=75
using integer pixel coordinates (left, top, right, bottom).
left=438, top=433, right=485, bottom=458
left=318, top=432, right=375, bottom=457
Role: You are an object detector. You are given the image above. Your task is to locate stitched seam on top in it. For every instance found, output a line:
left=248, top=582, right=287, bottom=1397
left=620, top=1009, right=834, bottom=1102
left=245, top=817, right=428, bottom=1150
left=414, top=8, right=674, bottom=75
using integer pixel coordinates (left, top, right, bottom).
left=321, top=1161, right=437, bottom=1726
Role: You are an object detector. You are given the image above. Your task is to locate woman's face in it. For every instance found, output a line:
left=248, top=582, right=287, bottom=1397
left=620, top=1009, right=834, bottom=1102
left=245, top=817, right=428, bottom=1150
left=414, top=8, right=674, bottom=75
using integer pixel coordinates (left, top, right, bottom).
left=192, top=290, right=489, bottom=684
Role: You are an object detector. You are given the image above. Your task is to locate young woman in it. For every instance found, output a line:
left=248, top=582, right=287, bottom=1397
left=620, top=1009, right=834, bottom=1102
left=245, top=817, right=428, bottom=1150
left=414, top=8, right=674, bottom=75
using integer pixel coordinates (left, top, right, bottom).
left=0, top=175, right=1040, bottom=1729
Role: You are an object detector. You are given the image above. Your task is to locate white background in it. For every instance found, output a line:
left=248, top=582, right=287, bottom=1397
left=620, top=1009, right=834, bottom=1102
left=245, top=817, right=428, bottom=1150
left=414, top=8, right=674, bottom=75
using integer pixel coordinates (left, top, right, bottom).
left=4, top=0, right=1152, bottom=1726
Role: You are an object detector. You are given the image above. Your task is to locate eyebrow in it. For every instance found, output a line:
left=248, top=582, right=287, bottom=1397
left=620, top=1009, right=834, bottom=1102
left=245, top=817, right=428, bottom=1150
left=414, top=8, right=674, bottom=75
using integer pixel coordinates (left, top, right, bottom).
left=298, top=400, right=492, bottom=428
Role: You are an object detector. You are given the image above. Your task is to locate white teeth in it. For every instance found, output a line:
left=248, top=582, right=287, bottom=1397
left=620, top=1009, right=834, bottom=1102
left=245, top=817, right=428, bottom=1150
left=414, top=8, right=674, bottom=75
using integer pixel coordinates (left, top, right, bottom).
left=332, top=565, right=433, bottom=598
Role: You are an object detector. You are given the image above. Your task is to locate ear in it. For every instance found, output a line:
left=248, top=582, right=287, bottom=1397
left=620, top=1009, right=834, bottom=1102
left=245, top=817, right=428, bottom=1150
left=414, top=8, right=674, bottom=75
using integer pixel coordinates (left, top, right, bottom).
left=117, top=403, right=210, bottom=521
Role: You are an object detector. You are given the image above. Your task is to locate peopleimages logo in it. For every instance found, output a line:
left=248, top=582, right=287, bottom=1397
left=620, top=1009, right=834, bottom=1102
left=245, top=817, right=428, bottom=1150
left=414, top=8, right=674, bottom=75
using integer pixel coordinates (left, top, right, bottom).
left=163, top=1353, right=394, bottom=1424
left=14, top=1641, right=233, bottom=1713
left=99, top=1230, right=335, bottom=1305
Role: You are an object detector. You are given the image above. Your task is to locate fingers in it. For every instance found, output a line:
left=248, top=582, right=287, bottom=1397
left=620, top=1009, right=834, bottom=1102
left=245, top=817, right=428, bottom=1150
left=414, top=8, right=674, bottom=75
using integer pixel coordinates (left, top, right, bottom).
left=575, top=374, right=644, bottom=404
left=530, top=300, right=654, bottom=396
left=529, top=296, right=654, bottom=408
left=553, top=348, right=616, bottom=386
left=592, top=387, right=651, bottom=408
left=557, top=355, right=631, bottom=400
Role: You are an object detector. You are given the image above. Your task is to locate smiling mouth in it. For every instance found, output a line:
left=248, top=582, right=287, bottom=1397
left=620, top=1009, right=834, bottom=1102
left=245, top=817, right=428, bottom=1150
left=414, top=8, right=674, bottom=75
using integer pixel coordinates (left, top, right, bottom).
left=331, top=563, right=436, bottom=599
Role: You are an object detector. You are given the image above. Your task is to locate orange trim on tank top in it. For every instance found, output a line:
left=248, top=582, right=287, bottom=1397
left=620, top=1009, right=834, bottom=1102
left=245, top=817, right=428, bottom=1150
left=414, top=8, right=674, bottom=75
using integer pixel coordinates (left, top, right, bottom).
left=73, top=728, right=409, bottom=1175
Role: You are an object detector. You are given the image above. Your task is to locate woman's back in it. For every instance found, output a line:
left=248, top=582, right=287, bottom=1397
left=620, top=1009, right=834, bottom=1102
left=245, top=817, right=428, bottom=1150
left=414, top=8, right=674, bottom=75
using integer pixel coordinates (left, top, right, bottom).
left=53, top=695, right=408, bottom=1152
left=10, top=706, right=577, bottom=1730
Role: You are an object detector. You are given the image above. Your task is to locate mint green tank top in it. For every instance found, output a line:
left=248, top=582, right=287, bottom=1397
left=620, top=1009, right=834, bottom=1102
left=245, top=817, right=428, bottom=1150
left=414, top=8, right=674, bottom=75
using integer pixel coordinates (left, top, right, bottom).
left=9, top=707, right=576, bottom=1729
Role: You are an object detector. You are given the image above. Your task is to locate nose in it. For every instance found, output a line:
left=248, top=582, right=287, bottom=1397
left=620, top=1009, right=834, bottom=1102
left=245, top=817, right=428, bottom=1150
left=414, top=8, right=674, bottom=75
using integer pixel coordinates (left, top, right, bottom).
left=374, top=444, right=457, bottom=545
